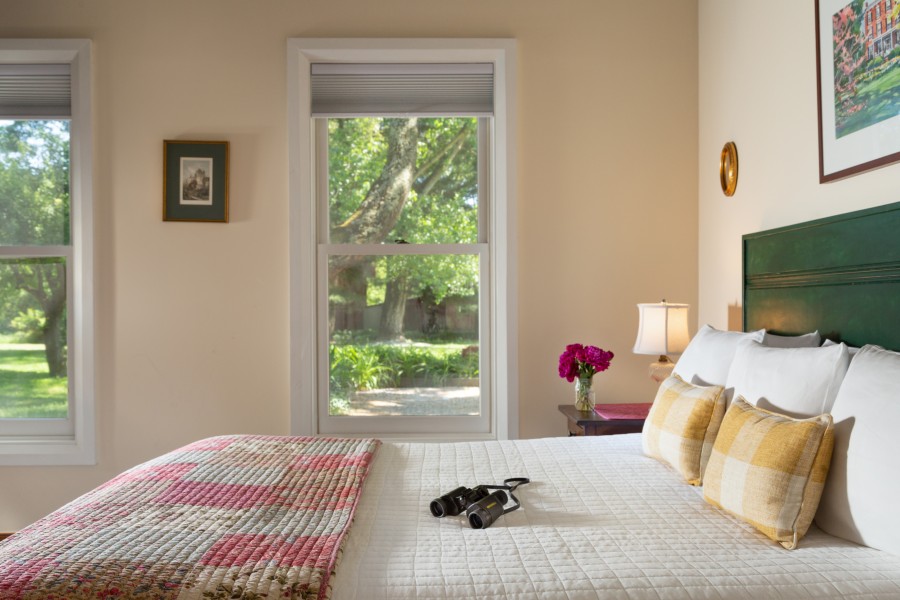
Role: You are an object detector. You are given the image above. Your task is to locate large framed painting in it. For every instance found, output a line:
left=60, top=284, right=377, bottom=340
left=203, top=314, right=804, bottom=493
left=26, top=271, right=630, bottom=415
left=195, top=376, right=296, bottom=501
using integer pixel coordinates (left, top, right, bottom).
left=816, top=0, right=900, bottom=182
left=163, top=140, right=229, bottom=222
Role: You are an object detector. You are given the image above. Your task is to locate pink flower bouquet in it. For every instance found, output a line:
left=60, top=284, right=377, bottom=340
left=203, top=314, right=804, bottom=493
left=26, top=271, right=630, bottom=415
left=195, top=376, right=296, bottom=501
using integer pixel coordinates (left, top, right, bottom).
left=558, top=343, right=614, bottom=382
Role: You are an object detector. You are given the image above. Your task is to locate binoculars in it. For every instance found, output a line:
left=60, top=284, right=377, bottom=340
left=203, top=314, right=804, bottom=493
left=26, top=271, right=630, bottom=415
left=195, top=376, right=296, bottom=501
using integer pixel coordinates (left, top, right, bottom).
left=429, top=478, right=529, bottom=529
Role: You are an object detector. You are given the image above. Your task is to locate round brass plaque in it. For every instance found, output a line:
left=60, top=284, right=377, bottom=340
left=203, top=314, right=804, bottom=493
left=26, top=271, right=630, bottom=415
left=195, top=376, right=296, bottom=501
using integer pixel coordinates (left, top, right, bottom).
left=720, top=141, right=738, bottom=197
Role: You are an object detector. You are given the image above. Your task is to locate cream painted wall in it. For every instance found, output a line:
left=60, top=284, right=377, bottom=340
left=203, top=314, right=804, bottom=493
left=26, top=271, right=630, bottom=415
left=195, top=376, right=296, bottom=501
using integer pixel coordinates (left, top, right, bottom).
left=699, top=0, right=900, bottom=330
left=0, top=0, right=698, bottom=530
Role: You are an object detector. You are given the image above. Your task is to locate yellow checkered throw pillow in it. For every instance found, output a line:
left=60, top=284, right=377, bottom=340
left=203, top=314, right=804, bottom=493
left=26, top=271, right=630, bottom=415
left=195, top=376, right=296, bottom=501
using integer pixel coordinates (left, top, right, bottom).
left=642, top=374, right=726, bottom=485
left=703, top=398, right=834, bottom=549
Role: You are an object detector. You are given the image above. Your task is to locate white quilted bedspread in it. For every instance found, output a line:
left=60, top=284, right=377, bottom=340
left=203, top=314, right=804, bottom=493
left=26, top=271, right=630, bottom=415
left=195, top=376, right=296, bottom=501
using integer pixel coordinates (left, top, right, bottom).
left=330, top=434, right=900, bottom=599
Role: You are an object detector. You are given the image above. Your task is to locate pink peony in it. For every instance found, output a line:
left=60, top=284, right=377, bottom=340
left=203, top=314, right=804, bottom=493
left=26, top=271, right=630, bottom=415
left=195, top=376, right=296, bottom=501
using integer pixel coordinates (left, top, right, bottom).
left=558, top=343, right=614, bottom=381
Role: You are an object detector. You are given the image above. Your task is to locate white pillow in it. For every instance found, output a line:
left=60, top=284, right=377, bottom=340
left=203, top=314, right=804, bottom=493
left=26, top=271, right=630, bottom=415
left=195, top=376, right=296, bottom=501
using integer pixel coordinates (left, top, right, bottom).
left=823, top=338, right=860, bottom=356
left=673, top=325, right=764, bottom=387
left=724, top=340, right=850, bottom=418
left=763, top=330, right=821, bottom=348
left=816, top=345, right=900, bottom=556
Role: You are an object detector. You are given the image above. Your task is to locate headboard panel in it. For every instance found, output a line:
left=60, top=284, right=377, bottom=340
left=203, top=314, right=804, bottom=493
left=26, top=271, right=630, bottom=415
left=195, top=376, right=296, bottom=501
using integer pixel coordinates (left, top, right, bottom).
left=743, top=201, right=900, bottom=351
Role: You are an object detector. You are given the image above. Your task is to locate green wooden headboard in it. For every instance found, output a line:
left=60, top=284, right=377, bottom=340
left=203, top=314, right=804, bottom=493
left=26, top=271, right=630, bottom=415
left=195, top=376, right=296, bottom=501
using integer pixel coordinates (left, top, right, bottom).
left=743, top=201, right=900, bottom=351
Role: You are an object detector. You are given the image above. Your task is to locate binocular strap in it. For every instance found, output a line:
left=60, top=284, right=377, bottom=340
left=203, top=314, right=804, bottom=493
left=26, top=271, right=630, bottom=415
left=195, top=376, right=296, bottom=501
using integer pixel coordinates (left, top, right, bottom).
left=485, top=477, right=530, bottom=515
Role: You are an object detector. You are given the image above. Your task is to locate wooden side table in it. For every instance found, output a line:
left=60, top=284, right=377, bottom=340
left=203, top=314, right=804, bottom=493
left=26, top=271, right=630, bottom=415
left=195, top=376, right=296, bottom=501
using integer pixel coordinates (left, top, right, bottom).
left=558, top=404, right=647, bottom=437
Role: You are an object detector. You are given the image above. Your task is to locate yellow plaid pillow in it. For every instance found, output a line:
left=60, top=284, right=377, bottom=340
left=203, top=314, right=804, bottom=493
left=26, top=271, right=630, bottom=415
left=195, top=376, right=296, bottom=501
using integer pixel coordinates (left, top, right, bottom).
left=703, top=398, right=834, bottom=549
left=642, top=374, right=726, bottom=485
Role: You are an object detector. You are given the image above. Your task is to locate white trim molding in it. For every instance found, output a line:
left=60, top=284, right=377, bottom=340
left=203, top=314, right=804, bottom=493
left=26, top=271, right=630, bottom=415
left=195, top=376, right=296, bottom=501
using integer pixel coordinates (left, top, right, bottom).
left=287, top=38, right=518, bottom=440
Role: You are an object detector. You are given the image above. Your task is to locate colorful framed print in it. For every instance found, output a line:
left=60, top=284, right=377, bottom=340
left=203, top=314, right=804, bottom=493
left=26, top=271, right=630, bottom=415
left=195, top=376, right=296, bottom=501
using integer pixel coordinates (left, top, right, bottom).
left=163, top=140, right=229, bottom=222
left=816, top=0, right=900, bottom=182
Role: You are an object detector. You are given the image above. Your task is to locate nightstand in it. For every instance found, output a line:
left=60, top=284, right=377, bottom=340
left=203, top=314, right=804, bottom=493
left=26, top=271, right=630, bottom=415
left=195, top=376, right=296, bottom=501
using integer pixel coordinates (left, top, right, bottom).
left=558, top=404, right=647, bottom=437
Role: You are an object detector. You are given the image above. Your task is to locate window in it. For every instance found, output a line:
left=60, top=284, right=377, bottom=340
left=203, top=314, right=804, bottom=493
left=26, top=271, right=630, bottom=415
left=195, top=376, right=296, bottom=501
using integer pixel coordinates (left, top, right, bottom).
left=288, top=40, right=517, bottom=439
left=0, top=40, right=93, bottom=465
left=317, top=116, right=488, bottom=435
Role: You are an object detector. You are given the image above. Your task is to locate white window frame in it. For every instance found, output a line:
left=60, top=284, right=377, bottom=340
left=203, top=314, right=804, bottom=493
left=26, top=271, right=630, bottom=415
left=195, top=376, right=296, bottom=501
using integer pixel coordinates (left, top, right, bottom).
left=287, top=39, right=517, bottom=441
left=0, top=39, right=94, bottom=465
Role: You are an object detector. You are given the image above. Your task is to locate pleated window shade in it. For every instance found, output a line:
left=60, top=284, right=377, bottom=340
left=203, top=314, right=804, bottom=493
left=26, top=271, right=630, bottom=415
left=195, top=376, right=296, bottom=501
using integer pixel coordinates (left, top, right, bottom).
left=310, top=63, right=493, bottom=117
left=0, top=64, right=71, bottom=118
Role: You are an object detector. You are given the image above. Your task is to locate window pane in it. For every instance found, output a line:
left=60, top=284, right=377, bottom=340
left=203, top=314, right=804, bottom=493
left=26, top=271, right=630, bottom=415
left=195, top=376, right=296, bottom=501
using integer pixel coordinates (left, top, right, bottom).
left=0, top=120, right=70, bottom=246
left=327, top=254, right=480, bottom=417
left=327, top=117, right=478, bottom=245
left=0, top=257, right=68, bottom=419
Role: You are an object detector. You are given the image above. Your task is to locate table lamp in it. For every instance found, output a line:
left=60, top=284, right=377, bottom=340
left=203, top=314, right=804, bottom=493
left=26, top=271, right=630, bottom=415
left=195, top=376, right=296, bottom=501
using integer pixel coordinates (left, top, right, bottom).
left=633, top=301, right=690, bottom=383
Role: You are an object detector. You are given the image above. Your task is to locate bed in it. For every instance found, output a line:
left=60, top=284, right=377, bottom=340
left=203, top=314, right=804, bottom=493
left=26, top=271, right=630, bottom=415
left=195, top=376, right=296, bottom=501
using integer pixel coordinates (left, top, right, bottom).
left=330, top=436, right=900, bottom=599
left=2, top=202, right=900, bottom=599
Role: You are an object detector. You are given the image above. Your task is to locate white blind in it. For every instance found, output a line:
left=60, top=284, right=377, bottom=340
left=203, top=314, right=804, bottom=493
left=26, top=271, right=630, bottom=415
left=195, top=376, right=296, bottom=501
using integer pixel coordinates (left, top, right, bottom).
left=0, top=64, right=71, bottom=118
left=311, top=63, right=493, bottom=117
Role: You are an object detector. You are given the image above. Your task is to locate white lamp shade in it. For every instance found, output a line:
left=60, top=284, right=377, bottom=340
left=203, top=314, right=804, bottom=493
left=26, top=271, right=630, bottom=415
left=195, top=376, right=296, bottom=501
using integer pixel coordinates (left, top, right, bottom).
left=633, top=302, right=690, bottom=356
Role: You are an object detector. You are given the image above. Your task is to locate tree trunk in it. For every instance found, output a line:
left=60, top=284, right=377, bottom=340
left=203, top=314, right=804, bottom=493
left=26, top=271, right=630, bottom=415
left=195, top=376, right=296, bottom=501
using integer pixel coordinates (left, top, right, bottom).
left=10, top=262, right=67, bottom=377
left=41, top=263, right=67, bottom=378
left=330, top=118, right=419, bottom=278
left=418, top=286, right=442, bottom=334
left=379, top=278, right=409, bottom=340
left=42, top=307, right=66, bottom=377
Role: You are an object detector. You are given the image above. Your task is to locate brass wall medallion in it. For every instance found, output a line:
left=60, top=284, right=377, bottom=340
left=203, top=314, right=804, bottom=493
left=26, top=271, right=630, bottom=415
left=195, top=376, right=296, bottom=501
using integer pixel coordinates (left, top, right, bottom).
left=720, top=141, right=738, bottom=197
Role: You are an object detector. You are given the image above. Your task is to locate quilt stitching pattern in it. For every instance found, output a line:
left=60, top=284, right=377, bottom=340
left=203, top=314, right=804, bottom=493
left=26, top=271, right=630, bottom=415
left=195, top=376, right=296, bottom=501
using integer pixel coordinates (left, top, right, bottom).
left=0, top=435, right=380, bottom=600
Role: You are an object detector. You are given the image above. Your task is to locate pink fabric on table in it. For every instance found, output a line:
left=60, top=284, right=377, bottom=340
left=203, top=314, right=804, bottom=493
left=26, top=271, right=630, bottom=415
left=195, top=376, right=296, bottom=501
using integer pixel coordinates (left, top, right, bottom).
left=593, top=402, right=652, bottom=420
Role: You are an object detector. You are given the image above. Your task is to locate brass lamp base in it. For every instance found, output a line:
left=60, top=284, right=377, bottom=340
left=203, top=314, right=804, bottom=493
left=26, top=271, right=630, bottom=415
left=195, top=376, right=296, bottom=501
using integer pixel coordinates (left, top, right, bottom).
left=648, top=355, right=674, bottom=383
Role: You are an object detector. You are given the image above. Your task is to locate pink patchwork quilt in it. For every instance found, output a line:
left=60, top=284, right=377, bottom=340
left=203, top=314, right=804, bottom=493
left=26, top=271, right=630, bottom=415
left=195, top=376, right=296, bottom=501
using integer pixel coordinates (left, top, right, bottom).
left=0, top=435, right=380, bottom=600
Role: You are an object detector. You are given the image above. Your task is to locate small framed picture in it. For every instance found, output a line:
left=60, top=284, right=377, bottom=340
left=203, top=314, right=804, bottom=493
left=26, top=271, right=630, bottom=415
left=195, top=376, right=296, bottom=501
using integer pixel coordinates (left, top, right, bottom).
left=163, top=140, right=229, bottom=222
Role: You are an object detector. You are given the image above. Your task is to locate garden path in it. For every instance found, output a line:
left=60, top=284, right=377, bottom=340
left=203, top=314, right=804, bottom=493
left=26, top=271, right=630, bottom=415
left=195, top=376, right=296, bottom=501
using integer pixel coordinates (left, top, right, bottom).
left=346, top=386, right=480, bottom=416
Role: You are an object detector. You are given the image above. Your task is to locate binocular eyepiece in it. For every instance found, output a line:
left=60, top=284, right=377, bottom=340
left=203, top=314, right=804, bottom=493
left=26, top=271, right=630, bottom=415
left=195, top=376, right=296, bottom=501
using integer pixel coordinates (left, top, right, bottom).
left=466, top=490, right=508, bottom=529
left=430, top=478, right=529, bottom=529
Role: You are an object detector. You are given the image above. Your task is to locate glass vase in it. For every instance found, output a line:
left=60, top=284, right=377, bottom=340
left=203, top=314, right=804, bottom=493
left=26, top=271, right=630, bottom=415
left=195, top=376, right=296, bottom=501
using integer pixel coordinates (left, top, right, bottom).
left=574, top=376, right=595, bottom=412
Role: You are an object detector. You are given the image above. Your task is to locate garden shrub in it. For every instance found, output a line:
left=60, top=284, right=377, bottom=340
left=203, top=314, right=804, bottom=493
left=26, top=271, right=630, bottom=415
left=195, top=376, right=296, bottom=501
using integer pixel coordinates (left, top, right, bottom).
left=330, top=340, right=479, bottom=393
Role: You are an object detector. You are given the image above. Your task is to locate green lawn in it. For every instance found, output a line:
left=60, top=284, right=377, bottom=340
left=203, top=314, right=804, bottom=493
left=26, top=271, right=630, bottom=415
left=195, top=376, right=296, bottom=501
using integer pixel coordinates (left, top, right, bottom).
left=0, top=343, right=68, bottom=418
left=837, top=62, right=900, bottom=138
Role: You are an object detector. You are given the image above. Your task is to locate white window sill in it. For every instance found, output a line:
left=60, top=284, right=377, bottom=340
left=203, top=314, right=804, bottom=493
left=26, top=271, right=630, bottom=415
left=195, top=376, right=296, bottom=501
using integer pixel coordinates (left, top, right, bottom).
left=0, top=436, right=96, bottom=466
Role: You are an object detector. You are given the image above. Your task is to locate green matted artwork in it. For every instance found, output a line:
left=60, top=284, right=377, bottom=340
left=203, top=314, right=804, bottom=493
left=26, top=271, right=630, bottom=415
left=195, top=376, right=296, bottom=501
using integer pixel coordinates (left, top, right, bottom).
left=163, top=140, right=229, bottom=222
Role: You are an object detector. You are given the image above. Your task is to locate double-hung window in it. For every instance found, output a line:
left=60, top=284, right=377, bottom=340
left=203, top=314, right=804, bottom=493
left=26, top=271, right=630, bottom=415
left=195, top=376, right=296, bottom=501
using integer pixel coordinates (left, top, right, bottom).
left=0, top=40, right=94, bottom=464
left=288, top=40, right=516, bottom=439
